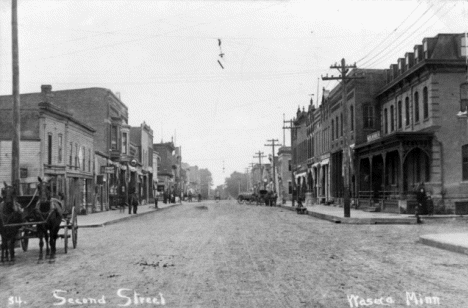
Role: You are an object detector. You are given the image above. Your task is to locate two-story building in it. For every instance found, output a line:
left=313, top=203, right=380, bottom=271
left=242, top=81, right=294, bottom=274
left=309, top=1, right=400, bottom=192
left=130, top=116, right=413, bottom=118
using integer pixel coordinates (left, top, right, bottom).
left=0, top=92, right=95, bottom=214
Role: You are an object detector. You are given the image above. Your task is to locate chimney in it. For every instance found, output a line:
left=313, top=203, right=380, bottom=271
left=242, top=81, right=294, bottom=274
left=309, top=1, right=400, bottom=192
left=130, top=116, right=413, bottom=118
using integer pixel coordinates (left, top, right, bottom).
left=41, top=84, right=52, bottom=103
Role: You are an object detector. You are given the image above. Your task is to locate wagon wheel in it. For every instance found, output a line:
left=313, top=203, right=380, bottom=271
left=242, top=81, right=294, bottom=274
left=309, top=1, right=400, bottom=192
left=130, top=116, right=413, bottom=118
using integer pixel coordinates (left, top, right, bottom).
left=20, top=229, right=29, bottom=252
left=237, top=198, right=243, bottom=205
left=63, top=218, right=69, bottom=254
left=71, top=207, right=78, bottom=249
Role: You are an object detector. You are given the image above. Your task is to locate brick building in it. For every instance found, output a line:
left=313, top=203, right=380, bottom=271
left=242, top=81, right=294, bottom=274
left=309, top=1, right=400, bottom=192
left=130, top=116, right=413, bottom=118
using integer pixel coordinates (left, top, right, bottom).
left=130, top=122, right=154, bottom=204
left=153, top=141, right=176, bottom=193
left=0, top=93, right=94, bottom=214
left=354, top=33, right=468, bottom=214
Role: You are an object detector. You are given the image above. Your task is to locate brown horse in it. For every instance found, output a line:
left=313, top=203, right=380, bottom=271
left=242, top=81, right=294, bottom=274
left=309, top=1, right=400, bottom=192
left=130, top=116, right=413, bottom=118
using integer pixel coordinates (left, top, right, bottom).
left=23, top=177, right=63, bottom=262
left=0, top=182, right=23, bottom=264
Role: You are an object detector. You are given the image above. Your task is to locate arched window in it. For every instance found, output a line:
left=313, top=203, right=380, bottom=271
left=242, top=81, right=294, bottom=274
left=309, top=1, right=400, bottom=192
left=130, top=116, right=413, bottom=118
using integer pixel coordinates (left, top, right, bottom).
left=384, top=108, right=388, bottom=134
left=414, top=91, right=420, bottom=122
left=397, top=100, right=402, bottom=129
left=423, top=87, right=429, bottom=119
left=405, top=97, right=410, bottom=126
left=363, top=104, right=374, bottom=128
left=390, top=105, right=395, bottom=132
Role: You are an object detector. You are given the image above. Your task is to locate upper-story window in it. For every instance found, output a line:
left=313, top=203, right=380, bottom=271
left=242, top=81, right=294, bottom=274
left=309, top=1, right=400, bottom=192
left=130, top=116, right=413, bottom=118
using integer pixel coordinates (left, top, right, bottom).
left=48, top=133, right=53, bottom=165
left=335, top=116, right=339, bottom=139
left=122, top=132, right=128, bottom=154
left=423, top=87, right=429, bottom=118
left=75, top=144, right=79, bottom=168
left=463, top=144, right=468, bottom=181
left=398, top=100, right=402, bottom=129
left=350, top=106, right=354, bottom=131
left=88, top=149, right=91, bottom=172
left=462, top=36, right=467, bottom=57
left=111, top=125, right=118, bottom=150
left=69, top=142, right=73, bottom=166
left=340, top=113, right=343, bottom=137
left=384, top=108, right=388, bottom=134
left=390, top=105, right=395, bottom=132
left=363, top=104, right=374, bottom=129
left=331, top=119, right=334, bottom=140
left=82, top=146, right=86, bottom=171
left=405, top=97, right=410, bottom=126
left=414, top=91, right=420, bottom=122
left=58, top=134, right=63, bottom=163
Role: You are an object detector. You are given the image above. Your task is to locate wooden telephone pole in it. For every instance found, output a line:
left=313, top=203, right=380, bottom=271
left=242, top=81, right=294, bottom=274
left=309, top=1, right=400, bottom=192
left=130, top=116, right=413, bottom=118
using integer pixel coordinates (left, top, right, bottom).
left=11, top=0, right=21, bottom=192
left=253, top=151, right=266, bottom=189
left=322, top=58, right=364, bottom=217
left=264, top=139, right=282, bottom=192
left=283, top=119, right=297, bottom=207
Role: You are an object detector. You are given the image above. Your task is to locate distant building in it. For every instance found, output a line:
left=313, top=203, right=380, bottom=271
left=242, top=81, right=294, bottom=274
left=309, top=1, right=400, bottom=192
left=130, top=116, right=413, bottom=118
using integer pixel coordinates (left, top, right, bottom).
left=130, top=122, right=154, bottom=204
left=277, top=146, right=292, bottom=202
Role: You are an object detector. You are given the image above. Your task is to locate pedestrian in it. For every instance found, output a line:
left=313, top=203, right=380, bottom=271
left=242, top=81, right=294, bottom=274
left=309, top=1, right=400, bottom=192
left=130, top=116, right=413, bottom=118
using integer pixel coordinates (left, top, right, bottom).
left=129, top=187, right=139, bottom=214
left=414, top=182, right=426, bottom=223
left=154, top=190, right=159, bottom=209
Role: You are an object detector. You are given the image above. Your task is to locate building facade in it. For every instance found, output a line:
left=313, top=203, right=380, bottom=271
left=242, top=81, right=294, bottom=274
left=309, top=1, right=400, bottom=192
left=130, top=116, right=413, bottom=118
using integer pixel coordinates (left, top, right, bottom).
left=0, top=95, right=95, bottom=214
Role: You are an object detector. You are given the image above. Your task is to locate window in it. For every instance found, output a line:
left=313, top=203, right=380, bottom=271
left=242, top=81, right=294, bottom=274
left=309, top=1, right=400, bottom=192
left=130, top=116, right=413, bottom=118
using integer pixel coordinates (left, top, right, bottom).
left=390, top=105, right=395, bottom=132
left=405, top=97, right=410, bottom=126
left=69, top=142, right=73, bottom=166
left=111, top=125, right=118, bottom=150
left=122, top=132, right=128, bottom=154
left=398, top=101, right=402, bottom=129
left=340, top=113, right=343, bottom=136
left=414, top=91, right=420, bottom=122
left=363, top=105, right=374, bottom=128
left=58, top=134, right=63, bottom=163
left=463, top=145, right=468, bottom=181
left=384, top=108, right=388, bottom=134
left=331, top=119, right=334, bottom=140
left=288, top=181, right=292, bottom=194
left=48, top=134, right=52, bottom=165
left=88, top=149, right=91, bottom=172
left=462, top=36, right=467, bottom=57
left=423, top=87, right=429, bottom=118
left=82, top=147, right=86, bottom=171
left=288, top=160, right=291, bottom=171
left=75, top=144, right=79, bottom=168
left=335, top=116, right=339, bottom=139
left=350, top=106, right=354, bottom=131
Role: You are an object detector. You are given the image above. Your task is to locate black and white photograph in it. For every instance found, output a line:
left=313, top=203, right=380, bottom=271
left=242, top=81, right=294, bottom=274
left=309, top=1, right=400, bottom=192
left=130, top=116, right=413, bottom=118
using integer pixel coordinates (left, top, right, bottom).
left=1, top=0, right=468, bottom=307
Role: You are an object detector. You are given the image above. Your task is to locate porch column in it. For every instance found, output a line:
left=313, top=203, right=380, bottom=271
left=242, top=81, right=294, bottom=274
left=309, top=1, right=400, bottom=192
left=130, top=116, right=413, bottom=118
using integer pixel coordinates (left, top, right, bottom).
left=369, top=156, right=373, bottom=203
left=382, top=152, right=387, bottom=199
left=398, top=149, right=404, bottom=199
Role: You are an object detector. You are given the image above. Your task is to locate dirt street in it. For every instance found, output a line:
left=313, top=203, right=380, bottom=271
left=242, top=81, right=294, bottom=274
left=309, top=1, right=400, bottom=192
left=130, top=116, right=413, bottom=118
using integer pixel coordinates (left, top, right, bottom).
left=1, top=201, right=468, bottom=308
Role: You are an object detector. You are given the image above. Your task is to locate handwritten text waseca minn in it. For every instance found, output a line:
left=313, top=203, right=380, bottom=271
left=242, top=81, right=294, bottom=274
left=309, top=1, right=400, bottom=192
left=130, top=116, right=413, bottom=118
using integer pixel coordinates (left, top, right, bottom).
left=347, top=292, right=440, bottom=307
left=52, top=289, right=165, bottom=306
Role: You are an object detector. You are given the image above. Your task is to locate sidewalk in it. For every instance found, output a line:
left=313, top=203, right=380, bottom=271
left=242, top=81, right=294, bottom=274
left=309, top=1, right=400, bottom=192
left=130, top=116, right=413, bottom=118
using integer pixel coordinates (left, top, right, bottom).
left=78, top=202, right=182, bottom=228
left=419, top=233, right=468, bottom=256
left=280, top=202, right=417, bottom=224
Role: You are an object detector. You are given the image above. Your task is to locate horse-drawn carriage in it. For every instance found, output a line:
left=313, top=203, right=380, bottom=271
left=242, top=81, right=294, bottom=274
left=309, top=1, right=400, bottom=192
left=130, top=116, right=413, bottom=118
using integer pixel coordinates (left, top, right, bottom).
left=237, top=190, right=277, bottom=206
left=1, top=177, right=78, bottom=263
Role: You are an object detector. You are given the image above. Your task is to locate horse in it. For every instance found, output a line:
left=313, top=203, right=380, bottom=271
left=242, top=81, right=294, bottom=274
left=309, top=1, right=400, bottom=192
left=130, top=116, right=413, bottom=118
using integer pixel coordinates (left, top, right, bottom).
left=0, top=182, right=23, bottom=264
left=23, top=177, right=63, bottom=261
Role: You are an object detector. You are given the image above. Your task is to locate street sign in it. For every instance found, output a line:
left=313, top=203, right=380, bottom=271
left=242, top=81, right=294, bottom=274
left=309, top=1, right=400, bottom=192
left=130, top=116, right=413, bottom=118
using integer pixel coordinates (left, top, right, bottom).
left=101, top=166, right=114, bottom=174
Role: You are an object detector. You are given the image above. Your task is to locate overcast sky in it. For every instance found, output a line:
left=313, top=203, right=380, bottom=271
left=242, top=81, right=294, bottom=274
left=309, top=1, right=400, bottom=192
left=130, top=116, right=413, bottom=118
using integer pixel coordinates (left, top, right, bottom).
left=0, top=0, right=467, bottom=186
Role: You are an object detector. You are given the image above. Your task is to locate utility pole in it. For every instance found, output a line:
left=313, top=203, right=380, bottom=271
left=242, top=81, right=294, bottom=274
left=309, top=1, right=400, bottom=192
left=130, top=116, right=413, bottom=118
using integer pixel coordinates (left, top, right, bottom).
left=283, top=119, right=297, bottom=207
left=244, top=167, right=250, bottom=191
left=265, top=139, right=282, bottom=192
left=249, top=162, right=255, bottom=191
left=322, top=58, right=364, bottom=217
left=11, top=0, right=20, bottom=193
left=253, top=151, right=266, bottom=189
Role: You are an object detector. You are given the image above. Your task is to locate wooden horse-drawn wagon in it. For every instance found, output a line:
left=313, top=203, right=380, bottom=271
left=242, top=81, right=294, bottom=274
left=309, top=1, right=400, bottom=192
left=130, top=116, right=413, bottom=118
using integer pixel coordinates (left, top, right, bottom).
left=15, top=194, right=78, bottom=254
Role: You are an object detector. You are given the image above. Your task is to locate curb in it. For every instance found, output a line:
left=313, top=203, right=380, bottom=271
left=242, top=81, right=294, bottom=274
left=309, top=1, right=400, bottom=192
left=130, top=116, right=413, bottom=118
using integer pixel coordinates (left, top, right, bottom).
left=419, top=235, right=468, bottom=255
left=80, top=203, right=183, bottom=228
left=280, top=205, right=417, bottom=225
